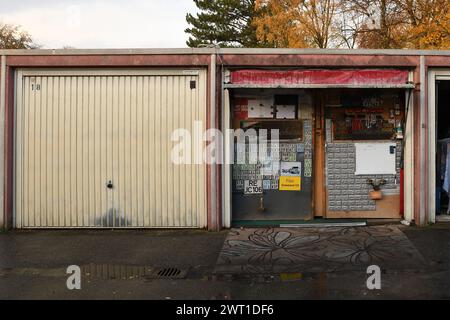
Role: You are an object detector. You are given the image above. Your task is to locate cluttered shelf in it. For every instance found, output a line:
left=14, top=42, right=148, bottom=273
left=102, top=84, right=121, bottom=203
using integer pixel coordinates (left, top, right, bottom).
left=331, top=118, right=397, bottom=140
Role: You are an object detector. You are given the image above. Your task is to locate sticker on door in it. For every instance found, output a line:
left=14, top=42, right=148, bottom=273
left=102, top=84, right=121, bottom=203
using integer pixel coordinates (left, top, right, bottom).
left=244, top=180, right=263, bottom=194
left=279, top=176, right=301, bottom=191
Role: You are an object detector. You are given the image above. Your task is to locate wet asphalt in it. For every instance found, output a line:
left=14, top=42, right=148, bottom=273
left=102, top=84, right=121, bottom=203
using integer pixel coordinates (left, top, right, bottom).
left=0, top=223, right=449, bottom=299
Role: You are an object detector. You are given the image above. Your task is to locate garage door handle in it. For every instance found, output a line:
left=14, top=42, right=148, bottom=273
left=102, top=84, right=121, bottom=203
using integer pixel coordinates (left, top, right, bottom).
left=106, top=181, right=113, bottom=189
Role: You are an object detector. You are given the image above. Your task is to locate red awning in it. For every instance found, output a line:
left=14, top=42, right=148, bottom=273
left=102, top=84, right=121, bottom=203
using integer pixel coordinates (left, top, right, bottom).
left=228, top=69, right=411, bottom=88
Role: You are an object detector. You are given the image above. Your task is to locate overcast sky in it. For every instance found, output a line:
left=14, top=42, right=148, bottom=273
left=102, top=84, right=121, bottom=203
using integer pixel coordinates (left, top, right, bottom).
left=0, top=0, right=199, bottom=48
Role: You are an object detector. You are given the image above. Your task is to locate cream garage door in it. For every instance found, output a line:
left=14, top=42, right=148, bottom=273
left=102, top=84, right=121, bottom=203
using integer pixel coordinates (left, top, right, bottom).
left=14, top=69, right=207, bottom=228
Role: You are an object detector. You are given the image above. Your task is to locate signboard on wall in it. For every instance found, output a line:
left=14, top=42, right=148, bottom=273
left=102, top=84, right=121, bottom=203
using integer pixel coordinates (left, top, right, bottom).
left=276, top=105, right=296, bottom=119
left=248, top=98, right=274, bottom=118
left=355, top=142, right=396, bottom=175
left=279, top=176, right=301, bottom=191
left=280, top=161, right=302, bottom=176
left=244, top=180, right=263, bottom=194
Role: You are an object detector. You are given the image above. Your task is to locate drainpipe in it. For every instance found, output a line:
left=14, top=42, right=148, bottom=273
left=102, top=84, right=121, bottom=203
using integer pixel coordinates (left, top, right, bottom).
left=419, top=55, right=426, bottom=226
left=209, top=53, right=217, bottom=230
left=0, top=55, right=6, bottom=230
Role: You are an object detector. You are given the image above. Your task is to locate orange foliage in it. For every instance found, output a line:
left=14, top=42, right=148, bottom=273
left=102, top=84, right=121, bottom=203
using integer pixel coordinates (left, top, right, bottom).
left=254, top=0, right=337, bottom=48
left=404, top=0, right=450, bottom=49
left=253, top=0, right=449, bottom=49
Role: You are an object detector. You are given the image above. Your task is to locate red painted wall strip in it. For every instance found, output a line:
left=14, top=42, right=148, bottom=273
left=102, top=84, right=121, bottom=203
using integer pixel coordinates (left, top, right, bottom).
left=206, top=60, right=212, bottom=230
left=7, top=55, right=210, bottom=67
left=4, top=65, right=14, bottom=229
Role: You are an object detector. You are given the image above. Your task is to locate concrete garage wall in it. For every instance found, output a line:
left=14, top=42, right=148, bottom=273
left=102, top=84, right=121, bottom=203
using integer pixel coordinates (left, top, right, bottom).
left=326, top=140, right=402, bottom=212
left=0, top=56, right=5, bottom=229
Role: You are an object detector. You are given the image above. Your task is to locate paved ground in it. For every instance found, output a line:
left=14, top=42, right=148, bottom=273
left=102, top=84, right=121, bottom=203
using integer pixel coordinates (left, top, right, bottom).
left=0, top=223, right=449, bottom=299
left=215, top=225, right=426, bottom=274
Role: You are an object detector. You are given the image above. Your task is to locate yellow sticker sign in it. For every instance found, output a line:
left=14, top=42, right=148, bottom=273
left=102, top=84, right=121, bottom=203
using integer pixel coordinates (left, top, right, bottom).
left=279, top=176, right=301, bottom=191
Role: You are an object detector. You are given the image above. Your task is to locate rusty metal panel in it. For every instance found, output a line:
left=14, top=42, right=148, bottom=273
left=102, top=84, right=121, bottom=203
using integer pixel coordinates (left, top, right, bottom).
left=14, top=69, right=207, bottom=228
left=230, top=69, right=410, bottom=86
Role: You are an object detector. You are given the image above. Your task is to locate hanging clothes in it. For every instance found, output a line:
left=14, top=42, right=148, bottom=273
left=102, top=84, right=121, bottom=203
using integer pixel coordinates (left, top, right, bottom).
left=445, top=143, right=450, bottom=214
left=444, top=145, right=450, bottom=194
left=438, top=139, right=450, bottom=215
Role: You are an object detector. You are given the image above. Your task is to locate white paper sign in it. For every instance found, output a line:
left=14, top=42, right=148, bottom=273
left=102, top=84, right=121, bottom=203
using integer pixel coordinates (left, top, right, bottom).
left=355, top=143, right=396, bottom=175
left=260, top=160, right=280, bottom=176
left=248, top=98, right=274, bottom=118
left=276, top=105, right=296, bottom=119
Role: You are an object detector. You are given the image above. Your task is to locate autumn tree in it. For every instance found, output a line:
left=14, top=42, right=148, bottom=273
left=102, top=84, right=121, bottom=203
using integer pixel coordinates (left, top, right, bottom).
left=185, top=0, right=265, bottom=47
left=253, top=0, right=308, bottom=47
left=0, top=23, right=39, bottom=49
left=334, top=1, right=366, bottom=48
left=254, top=0, right=338, bottom=48
left=339, top=0, right=410, bottom=49
left=253, top=0, right=449, bottom=49
left=399, top=0, right=450, bottom=49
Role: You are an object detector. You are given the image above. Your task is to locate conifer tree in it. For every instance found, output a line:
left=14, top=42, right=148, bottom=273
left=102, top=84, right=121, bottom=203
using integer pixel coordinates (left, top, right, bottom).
left=185, top=0, right=264, bottom=47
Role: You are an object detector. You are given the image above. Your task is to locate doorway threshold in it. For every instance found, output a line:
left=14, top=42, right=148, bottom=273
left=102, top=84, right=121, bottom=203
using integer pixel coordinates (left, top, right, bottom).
left=280, top=221, right=366, bottom=228
left=436, top=215, right=450, bottom=222
left=232, top=218, right=367, bottom=228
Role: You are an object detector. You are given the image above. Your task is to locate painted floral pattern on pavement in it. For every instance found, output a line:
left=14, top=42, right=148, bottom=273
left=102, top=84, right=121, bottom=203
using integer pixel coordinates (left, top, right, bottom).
left=215, top=225, right=426, bottom=274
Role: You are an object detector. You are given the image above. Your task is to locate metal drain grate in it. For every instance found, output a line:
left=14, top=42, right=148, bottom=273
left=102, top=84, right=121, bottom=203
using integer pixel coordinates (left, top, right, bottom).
left=158, top=267, right=180, bottom=277
left=149, top=267, right=187, bottom=279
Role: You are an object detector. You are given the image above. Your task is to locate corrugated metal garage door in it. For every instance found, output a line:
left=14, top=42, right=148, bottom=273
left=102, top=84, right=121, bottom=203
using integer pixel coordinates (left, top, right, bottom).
left=14, top=69, right=207, bottom=228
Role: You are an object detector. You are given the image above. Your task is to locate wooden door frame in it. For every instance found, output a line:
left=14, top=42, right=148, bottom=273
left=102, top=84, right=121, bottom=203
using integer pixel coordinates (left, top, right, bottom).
left=313, top=90, right=327, bottom=217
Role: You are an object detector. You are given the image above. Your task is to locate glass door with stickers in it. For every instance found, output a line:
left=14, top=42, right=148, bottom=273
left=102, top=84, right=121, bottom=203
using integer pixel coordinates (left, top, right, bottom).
left=231, top=91, right=314, bottom=222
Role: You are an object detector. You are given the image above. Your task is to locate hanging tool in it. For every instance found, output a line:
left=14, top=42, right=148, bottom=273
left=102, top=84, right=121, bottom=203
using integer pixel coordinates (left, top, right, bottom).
left=257, top=196, right=266, bottom=212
